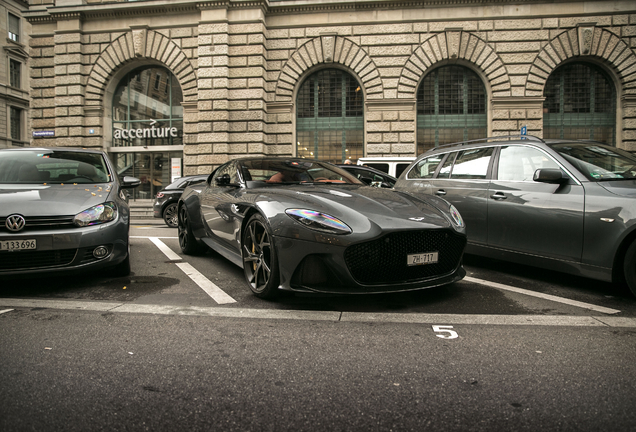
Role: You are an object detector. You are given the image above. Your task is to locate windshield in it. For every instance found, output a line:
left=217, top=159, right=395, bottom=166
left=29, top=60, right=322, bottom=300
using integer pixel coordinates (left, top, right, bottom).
left=240, top=159, right=362, bottom=186
left=550, top=143, right=636, bottom=181
left=0, top=150, right=112, bottom=184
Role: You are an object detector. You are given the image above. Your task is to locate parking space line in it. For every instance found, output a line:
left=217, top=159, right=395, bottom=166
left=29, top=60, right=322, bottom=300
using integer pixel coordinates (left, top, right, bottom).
left=1, top=298, right=635, bottom=327
left=464, top=276, right=621, bottom=315
left=148, top=237, right=182, bottom=261
left=175, top=262, right=237, bottom=305
left=144, top=237, right=237, bottom=305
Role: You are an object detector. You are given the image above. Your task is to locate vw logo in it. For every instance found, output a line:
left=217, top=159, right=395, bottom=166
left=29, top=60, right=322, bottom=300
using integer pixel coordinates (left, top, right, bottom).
left=5, top=214, right=26, bottom=232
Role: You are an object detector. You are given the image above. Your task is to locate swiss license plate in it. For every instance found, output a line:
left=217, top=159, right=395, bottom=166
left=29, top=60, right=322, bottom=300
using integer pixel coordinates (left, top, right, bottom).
left=0, top=239, right=37, bottom=251
left=407, top=251, right=439, bottom=266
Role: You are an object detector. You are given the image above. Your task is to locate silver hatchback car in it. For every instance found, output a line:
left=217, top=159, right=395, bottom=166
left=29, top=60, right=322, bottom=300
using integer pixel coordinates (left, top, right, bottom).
left=394, top=137, right=636, bottom=296
left=0, top=147, right=140, bottom=277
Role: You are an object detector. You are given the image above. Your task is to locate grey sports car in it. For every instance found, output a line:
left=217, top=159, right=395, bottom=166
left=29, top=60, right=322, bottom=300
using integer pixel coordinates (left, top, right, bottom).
left=178, top=157, right=467, bottom=298
left=0, top=147, right=140, bottom=277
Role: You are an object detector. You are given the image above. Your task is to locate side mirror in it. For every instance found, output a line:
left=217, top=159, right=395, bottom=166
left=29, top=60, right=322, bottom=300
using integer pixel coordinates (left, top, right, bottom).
left=121, top=176, right=141, bottom=188
left=215, top=173, right=232, bottom=186
left=533, top=168, right=569, bottom=184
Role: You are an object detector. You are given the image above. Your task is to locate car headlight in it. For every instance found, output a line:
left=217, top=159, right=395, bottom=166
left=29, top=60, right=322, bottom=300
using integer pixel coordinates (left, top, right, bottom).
left=74, top=202, right=118, bottom=227
left=449, top=205, right=464, bottom=228
left=285, top=209, right=352, bottom=235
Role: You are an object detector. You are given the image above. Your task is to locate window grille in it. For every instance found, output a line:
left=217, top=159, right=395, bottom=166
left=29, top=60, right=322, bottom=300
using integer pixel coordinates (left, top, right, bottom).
left=10, top=107, right=21, bottom=141
left=416, top=66, right=487, bottom=154
left=296, top=69, right=364, bottom=164
left=10, top=59, right=20, bottom=88
left=543, top=63, right=616, bottom=145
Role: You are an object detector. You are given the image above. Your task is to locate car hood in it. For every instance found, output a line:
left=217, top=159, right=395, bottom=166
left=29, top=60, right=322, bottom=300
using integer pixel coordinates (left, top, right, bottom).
left=0, top=183, right=116, bottom=216
left=598, top=180, right=636, bottom=198
left=255, top=184, right=453, bottom=231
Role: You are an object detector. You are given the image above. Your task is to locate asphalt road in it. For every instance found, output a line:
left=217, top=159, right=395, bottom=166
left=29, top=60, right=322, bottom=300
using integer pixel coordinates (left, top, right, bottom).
left=1, top=223, right=636, bottom=431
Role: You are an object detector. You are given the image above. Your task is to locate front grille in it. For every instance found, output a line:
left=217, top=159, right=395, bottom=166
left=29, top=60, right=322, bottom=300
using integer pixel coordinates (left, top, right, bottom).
left=0, top=249, right=77, bottom=271
left=0, top=215, right=75, bottom=233
left=344, top=230, right=466, bottom=285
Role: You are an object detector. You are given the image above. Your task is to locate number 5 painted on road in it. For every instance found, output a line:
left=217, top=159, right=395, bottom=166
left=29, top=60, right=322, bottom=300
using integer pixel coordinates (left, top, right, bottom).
left=432, top=325, right=458, bottom=339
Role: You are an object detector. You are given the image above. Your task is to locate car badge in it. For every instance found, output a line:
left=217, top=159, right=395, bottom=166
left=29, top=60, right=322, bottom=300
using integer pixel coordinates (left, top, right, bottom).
left=6, top=214, right=26, bottom=232
left=409, top=217, right=426, bottom=222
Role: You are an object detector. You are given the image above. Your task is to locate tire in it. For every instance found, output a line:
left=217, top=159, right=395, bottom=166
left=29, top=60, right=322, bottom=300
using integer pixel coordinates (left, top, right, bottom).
left=163, top=203, right=178, bottom=228
left=241, top=213, right=280, bottom=299
left=178, top=205, right=207, bottom=255
left=624, top=240, right=636, bottom=297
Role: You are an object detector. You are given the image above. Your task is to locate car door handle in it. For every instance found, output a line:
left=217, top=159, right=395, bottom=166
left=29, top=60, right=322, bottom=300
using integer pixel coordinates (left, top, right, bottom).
left=491, top=192, right=507, bottom=200
left=435, top=189, right=447, bottom=196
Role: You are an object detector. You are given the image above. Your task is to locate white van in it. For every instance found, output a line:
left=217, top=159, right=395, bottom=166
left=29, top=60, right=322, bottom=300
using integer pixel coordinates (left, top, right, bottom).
left=356, top=157, right=415, bottom=179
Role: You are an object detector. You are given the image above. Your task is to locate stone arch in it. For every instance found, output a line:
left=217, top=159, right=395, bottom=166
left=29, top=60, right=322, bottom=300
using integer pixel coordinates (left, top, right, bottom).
left=274, top=35, right=383, bottom=102
left=85, top=28, right=198, bottom=107
left=525, top=27, right=636, bottom=96
left=398, top=30, right=511, bottom=98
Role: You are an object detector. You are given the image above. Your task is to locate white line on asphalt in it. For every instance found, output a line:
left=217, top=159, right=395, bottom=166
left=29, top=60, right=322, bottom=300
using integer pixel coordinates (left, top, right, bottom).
left=146, top=237, right=237, bottom=305
left=464, top=276, right=621, bottom=315
left=175, top=262, right=237, bottom=304
left=1, top=298, right=635, bottom=327
left=131, top=236, right=178, bottom=239
left=0, top=309, right=14, bottom=315
left=148, top=237, right=183, bottom=261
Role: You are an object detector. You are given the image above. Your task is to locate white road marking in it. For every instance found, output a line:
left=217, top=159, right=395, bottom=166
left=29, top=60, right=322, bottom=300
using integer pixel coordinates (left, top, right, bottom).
left=0, top=309, right=14, bottom=315
left=464, top=276, right=621, bottom=315
left=148, top=237, right=182, bottom=261
left=145, top=237, right=237, bottom=305
left=1, top=298, right=635, bottom=327
left=175, top=262, right=237, bottom=304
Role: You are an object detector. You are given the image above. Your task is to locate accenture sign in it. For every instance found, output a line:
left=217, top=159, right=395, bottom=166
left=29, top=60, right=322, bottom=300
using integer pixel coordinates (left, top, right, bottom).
left=113, top=119, right=179, bottom=140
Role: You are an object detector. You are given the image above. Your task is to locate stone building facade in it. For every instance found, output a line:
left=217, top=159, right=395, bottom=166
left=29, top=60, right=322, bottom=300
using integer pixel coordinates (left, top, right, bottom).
left=1, top=0, right=30, bottom=148
left=21, top=0, right=636, bottom=198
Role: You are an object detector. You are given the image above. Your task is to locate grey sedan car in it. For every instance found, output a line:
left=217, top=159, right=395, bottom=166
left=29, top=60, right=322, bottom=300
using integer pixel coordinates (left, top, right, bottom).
left=0, top=147, right=140, bottom=277
left=394, top=137, right=636, bottom=295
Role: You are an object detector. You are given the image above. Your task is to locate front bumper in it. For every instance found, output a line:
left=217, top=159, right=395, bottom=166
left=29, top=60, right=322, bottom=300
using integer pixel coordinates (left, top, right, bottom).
left=274, top=229, right=466, bottom=294
left=0, top=217, right=129, bottom=277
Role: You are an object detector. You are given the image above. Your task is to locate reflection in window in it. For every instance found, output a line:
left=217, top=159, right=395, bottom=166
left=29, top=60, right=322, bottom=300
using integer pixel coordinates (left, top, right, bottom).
left=408, top=154, right=445, bottom=179
left=417, top=66, right=487, bottom=153
left=543, top=63, right=616, bottom=145
left=296, top=69, right=364, bottom=164
left=10, top=59, right=20, bottom=88
left=112, top=67, right=183, bottom=147
left=498, top=146, right=558, bottom=182
left=450, top=147, right=493, bottom=179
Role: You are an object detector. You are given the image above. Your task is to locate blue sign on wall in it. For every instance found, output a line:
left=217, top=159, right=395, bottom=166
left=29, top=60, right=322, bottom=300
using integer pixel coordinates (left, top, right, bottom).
left=33, top=131, right=55, bottom=138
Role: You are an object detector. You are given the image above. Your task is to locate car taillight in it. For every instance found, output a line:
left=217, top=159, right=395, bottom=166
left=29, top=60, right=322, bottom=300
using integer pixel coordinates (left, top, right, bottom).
left=156, top=192, right=164, bottom=198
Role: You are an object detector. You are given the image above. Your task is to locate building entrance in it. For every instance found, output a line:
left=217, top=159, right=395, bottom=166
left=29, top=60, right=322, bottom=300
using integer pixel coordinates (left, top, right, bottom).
left=112, top=151, right=183, bottom=200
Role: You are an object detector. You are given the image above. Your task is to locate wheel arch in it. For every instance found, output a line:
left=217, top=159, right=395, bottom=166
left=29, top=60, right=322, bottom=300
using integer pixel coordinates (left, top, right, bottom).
left=612, top=227, right=636, bottom=285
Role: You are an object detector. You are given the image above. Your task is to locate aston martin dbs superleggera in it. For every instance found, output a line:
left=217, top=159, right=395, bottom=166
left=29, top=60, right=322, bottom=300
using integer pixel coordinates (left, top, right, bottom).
left=178, top=157, right=467, bottom=298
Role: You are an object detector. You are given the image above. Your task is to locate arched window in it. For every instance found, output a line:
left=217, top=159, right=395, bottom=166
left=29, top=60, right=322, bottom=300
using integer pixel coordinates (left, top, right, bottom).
left=112, top=66, right=183, bottom=147
left=543, top=63, right=616, bottom=145
left=417, top=65, right=487, bottom=154
left=296, top=69, right=364, bottom=163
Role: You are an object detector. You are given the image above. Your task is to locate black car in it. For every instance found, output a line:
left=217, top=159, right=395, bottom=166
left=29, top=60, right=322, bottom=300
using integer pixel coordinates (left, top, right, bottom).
left=178, top=157, right=467, bottom=299
left=394, top=136, right=636, bottom=296
left=153, top=175, right=208, bottom=227
left=337, top=164, right=397, bottom=188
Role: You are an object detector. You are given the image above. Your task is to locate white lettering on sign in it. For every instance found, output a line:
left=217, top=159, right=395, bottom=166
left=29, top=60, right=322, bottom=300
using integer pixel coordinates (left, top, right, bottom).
left=113, top=126, right=178, bottom=140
